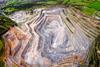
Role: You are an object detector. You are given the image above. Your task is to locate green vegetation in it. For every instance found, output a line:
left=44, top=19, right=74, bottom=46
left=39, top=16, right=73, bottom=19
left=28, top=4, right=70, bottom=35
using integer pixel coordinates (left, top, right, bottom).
left=82, top=7, right=96, bottom=16
left=0, top=40, right=3, bottom=51
left=1, top=0, right=100, bottom=16
left=2, top=3, right=46, bottom=15
left=0, top=37, right=5, bottom=67
left=0, top=16, right=17, bottom=36
left=0, top=61, right=5, bottom=67
left=88, top=1, right=100, bottom=11
left=4, top=7, right=17, bottom=15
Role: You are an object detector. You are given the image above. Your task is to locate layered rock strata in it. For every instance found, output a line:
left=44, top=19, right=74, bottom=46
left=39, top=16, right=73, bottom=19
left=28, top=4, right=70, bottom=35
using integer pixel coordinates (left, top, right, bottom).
left=3, top=7, right=100, bottom=67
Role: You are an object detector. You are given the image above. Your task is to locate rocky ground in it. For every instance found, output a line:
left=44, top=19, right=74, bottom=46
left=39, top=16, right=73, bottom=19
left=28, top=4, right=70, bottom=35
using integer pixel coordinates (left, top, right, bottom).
left=2, top=7, right=100, bottom=67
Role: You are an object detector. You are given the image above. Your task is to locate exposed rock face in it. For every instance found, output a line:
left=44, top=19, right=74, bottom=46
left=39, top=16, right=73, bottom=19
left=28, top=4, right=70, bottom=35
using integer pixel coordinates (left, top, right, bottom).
left=3, top=7, right=100, bottom=67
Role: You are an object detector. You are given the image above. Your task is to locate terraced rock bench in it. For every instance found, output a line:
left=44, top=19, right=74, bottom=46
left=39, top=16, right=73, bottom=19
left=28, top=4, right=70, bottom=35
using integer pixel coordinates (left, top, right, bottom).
left=3, top=7, right=100, bottom=67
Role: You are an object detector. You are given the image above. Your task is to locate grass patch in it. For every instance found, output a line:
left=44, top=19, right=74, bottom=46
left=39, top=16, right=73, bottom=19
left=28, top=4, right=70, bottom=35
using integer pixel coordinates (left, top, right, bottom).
left=88, top=1, right=100, bottom=11
left=4, top=7, right=17, bottom=15
left=82, top=7, right=96, bottom=16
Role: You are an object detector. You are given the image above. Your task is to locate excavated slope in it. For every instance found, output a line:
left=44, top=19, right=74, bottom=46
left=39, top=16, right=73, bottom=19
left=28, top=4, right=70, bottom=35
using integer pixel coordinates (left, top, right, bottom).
left=3, top=7, right=100, bottom=67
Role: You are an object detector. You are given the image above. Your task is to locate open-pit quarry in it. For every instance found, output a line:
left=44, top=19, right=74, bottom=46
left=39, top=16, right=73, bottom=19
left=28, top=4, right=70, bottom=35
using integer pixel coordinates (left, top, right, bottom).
left=2, top=7, right=100, bottom=67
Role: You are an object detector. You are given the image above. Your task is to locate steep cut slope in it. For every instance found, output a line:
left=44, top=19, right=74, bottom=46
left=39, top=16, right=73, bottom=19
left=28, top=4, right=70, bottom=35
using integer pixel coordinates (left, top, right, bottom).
left=3, top=7, right=100, bottom=67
